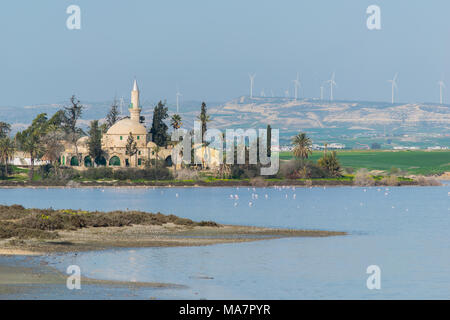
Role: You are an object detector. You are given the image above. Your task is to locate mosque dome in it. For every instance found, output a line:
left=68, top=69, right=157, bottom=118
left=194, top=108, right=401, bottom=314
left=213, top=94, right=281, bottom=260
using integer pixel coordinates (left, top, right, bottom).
left=106, top=118, right=147, bottom=136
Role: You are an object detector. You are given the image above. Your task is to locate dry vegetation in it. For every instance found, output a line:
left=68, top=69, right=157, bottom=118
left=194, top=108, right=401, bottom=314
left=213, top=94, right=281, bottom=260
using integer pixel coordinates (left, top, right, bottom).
left=0, top=204, right=217, bottom=240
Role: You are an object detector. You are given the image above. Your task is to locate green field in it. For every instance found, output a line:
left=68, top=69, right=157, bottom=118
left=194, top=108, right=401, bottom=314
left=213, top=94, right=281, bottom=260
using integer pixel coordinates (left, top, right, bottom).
left=280, top=150, right=450, bottom=175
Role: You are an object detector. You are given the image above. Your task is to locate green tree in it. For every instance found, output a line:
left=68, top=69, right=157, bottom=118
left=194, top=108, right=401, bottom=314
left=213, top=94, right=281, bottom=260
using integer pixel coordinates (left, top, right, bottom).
left=0, top=137, right=15, bottom=177
left=47, top=110, right=66, bottom=129
left=15, top=114, right=48, bottom=180
left=318, top=151, right=341, bottom=177
left=87, top=120, right=104, bottom=166
left=170, top=114, right=182, bottom=130
left=197, top=102, right=210, bottom=143
left=292, top=132, right=312, bottom=160
left=0, top=122, right=11, bottom=139
left=41, top=125, right=65, bottom=167
left=149, top=101, right=169, bottom=147
left=125, top=132, right=138, bottom=167
left=106, top=99, right=120, bottom=129
left=63, top=95, right=84, bottom=163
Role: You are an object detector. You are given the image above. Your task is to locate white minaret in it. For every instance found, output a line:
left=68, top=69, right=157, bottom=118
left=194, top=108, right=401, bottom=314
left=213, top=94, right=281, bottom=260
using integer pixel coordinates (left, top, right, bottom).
left=130, top=79, right=141, bottom=122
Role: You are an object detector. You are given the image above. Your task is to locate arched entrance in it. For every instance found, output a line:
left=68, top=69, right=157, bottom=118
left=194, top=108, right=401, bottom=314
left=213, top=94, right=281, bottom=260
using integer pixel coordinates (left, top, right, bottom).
left=95, top=156, right=106, bottom=166
left=70, top=156, right=79, bottom=166
left=109, top=156, right=121, bottom=166
left=84, top=156, right=93, bottom=167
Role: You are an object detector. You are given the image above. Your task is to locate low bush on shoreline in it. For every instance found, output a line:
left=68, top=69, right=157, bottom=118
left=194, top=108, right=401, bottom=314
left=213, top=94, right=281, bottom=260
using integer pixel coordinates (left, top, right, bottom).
left=0, top=204, right=218, bottom=240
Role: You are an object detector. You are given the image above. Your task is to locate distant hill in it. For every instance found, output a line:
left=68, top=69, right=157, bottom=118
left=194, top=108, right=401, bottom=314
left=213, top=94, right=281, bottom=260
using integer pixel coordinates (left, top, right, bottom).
left=1, top=97, right=449, bottom=148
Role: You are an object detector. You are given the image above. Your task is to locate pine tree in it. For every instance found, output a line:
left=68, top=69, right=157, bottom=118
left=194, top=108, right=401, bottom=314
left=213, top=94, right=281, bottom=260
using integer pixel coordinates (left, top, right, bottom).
left=149, top=101, right=169, bottom=147
left=87, top=120, right=103, bottom=166
left=106, top=99, right=120, bottom=129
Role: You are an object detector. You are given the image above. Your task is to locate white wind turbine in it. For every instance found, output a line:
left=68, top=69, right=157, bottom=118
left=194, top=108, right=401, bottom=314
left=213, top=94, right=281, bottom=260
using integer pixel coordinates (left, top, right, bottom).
left=176, top=88, right=182, bottom=113
left=326, top=72, right=336, bottom=101
left=119, top=96, right=125, bottom=115
left=388, top=73, right=398, bottom=104
left=292, top=73, right=301, bottom=101
left=320, top=85, right=324, bottom=100
left=248, top=74, right=256, bottom=99
left=438, top=80, right=445, bottom=105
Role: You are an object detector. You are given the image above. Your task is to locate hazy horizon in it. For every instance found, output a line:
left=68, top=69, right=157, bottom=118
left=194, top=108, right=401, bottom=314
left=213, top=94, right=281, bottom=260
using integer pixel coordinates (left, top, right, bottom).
left=2, top=1, right=450, bottom=106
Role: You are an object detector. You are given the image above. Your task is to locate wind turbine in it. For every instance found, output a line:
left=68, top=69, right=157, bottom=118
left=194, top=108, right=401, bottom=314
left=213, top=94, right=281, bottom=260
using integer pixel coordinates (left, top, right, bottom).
left=326, top=72, right=336, bottom=101
left=438, top=80, right=445, bottom=105
left=388, top=73, right=398, bottom=104
left=119, top=96, right=125, bottom=115
left=320, top=85, right=324, bottom=100
left=176, top=88, right=182, bottom=113
left=292, top=73, right=301, bottom=101
left=248, top=74, right=256, bottom=99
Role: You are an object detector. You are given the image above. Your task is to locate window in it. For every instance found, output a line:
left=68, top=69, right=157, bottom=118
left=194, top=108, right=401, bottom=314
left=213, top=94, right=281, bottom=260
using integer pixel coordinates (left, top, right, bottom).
left=137, top=136, right=140, bottom=140
left=120, top=136, right=122, bottom=140
left=138, top=151, right=141, bottom=155
left=138, top=159, right=142, bottom=166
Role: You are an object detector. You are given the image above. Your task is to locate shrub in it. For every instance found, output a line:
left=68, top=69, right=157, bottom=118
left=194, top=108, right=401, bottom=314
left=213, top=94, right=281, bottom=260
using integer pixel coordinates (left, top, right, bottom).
left=278, top=159, right=328, bottom=179
left=81, top=167, right=113, bottom=180
left=0, top=164, right=13, bottom=178
left=111, top=168, right=172, bottom=180
left=414, top=176, right=442, bottom=186
left=250, top=176, right=268, bottom=187
left=354, top=168, right=375, bottom=186
left=174, top=169, right=199, bottom=181
left=318, top=151, right=342, bottom=177
left=380, top=175, right=399, bottom=186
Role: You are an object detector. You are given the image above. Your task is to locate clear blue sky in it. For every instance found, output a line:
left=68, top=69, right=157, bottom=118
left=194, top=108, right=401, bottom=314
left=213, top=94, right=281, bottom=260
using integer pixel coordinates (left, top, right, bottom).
left=1, top=0, right=450, bottom=106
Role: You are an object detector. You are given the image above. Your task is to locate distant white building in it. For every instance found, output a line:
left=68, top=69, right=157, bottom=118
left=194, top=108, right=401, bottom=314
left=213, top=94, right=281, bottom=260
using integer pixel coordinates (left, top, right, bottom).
left=393, top=146, right=420, bottom=150
left=9, top=151, right=49, bottom=166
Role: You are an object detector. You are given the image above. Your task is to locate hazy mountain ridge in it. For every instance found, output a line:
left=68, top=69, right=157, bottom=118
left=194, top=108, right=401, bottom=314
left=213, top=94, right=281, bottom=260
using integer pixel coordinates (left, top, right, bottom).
left=1, top=97, right=449, bottom=147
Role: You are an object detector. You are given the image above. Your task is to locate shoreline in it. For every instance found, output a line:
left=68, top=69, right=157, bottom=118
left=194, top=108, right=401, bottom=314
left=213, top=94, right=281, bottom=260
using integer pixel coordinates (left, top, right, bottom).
left=0, top=179, right=434, bottom=189
left=0, top=204, right=346, bottom=296
left=0, top=224, right=347, bottom=256
left=0, top=257, right=185, bottom=296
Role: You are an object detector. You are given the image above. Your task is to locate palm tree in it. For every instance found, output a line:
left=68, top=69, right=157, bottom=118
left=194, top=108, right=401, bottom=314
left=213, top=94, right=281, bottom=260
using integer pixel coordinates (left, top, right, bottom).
left=292, top=132, right=312, bottom=159
left=170, top=114, right=182, bottom=130
left=197, top=102, right=210, bottom=143
left=0, top=137, right=15, bottom=177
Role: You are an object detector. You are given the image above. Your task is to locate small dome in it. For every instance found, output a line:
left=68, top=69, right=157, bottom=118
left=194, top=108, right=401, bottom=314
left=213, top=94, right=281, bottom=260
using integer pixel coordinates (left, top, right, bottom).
left=147, top=141, right=157, bottom=148
left=107, top=118, right=147, bottom=135
left=77, top=136, right=89, bottom=145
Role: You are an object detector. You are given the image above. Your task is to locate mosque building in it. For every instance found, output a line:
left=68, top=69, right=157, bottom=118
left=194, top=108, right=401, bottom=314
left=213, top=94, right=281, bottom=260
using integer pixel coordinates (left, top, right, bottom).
left=60, top=80, right=173, bottom=168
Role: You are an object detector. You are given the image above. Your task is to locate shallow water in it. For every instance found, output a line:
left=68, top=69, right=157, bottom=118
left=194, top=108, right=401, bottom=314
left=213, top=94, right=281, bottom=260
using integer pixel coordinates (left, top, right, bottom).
left=1, top=183, right=449, bottom=299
